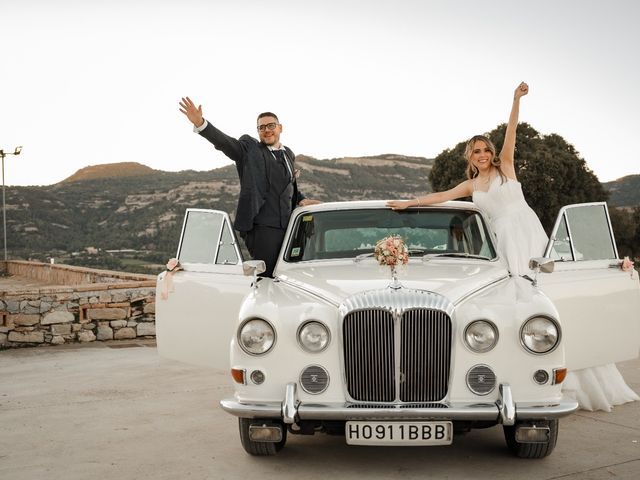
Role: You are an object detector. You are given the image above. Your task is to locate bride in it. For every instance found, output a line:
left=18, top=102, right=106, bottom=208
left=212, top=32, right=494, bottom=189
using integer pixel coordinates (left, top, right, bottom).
left=388, top=82, right=639, bottom=411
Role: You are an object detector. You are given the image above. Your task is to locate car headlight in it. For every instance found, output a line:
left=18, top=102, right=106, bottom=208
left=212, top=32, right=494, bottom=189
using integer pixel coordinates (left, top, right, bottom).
left=238, top=318, right=275, bottom=355
left=520, top=316, right=560, bottom=354
left=464, top=320, right=498, bottom=353
left=297, top=321, right=330, bottom=353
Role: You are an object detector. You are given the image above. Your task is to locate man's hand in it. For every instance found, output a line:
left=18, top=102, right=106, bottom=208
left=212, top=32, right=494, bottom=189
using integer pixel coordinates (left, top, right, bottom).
left=299, top=199, right=321, bottom=206
left=179, top=97, right=205, bottom=128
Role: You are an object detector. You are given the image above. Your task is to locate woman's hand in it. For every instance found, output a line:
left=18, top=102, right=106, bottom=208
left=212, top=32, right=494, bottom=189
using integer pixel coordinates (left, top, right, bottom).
left=387, top=200, right=413, bottom=210
left=514, top=82, right=529, bottom=100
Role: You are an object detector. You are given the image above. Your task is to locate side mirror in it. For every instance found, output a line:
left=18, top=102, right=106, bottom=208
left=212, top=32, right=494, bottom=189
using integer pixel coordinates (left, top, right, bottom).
left=528, top=257, right=555, bottom=286
left=243, top=260, right=266, bottom=276
left=529, top=257, right=555, bottom=273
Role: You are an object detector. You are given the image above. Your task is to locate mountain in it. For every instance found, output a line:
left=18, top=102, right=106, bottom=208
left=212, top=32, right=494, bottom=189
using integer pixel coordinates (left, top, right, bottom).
left=5, top=156, right=637, bottom=272
left=602, top=175, right=640, bottom=207
left=62, top=162, right=157, bottom=183
left=6, top=155, right=434, bottom=267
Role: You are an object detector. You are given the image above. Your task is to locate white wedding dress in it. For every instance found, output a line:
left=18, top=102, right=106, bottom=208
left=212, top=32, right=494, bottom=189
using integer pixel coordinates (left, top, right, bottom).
left=473, top=175, right=639, bottom=411
left=472, top=176, right=547, bottom=277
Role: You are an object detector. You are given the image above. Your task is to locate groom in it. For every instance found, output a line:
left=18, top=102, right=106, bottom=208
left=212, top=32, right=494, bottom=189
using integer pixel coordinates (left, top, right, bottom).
left=178, top=97, right=318, bottom=277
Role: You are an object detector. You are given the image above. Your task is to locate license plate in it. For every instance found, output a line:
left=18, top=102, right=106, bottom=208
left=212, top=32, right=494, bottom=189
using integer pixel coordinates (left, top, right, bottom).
left=345, top=421, right=453, bottom=446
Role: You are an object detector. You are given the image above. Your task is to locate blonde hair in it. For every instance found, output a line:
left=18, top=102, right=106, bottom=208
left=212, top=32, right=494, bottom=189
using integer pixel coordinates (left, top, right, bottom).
left=464, top=135, right=506, bottom=182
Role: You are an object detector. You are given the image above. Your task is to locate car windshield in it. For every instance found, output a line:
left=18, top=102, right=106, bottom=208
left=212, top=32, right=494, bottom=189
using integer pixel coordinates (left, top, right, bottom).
left=285, top=208, right=497, bottom=262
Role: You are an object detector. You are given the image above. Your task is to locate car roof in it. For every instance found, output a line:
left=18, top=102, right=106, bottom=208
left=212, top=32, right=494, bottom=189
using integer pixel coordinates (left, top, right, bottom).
left=294, top=200, right=479, bottom=213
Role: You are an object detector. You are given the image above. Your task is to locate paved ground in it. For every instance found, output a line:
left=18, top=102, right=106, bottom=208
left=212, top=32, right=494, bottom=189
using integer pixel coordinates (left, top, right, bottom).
left=1, top=342, right=639, bottom=480
left=0, top=273, right=52, bottom=291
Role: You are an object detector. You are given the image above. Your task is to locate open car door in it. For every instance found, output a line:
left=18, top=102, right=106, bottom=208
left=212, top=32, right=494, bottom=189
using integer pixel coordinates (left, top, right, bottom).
left=537, top=202, right=640, bottom=370
left=155, top=209, right=253, bottom=369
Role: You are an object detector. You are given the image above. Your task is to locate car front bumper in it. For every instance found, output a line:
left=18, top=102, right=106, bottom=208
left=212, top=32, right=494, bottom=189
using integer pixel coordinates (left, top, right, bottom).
left=220, top=383, right=579, bottom=426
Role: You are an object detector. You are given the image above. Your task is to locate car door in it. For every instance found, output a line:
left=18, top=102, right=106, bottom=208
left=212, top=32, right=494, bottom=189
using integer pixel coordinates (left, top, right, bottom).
left=155, top=209, right=253, bottom=369
left=537, top=202, right=640, bottom=370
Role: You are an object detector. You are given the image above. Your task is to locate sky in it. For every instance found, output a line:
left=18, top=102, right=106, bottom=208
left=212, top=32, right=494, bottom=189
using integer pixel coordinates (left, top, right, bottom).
left=1, top=0, right=638, bottom=187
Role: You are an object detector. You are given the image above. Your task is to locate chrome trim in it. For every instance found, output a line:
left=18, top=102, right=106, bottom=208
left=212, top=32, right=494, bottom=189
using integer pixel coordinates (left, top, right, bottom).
left=220, top=396, right=577, bottom=422
left=340, top=292, right=453, bottom=403
left=277, top=277, right=340, bottom=307
left=282, top=382, right=298, bottom=424
left=453, top=276, right=510, bottom=307
left=497, top=383, right=516, bottom=426
left=340, top=288, right=455, bottom=317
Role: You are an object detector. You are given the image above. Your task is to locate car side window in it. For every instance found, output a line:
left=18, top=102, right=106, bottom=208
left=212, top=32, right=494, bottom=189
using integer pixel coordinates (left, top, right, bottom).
left=549, top=215, right=573, bottom=261
left=178, top=210, right=223, bottom=264
left=548, top=203, right=617, bottom=262
left=216, top=220, right=240, bottom=265
left=177, top=209, right=240, bottom=266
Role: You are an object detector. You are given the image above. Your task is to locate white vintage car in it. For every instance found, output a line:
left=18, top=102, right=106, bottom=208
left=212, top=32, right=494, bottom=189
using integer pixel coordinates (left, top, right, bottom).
left=156, top=200, right=640, bottom=458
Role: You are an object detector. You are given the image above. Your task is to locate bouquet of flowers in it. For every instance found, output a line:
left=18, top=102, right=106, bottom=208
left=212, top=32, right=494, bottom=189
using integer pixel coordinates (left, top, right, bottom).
left=374, top=235, right=409, bottom=288
left=160, top=258, right=183, bottom=300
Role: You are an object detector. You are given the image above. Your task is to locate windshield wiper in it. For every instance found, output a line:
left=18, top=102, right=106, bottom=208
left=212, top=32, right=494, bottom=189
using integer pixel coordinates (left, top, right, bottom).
left=354, top=252, right=375, bottom=263
left=422, top=252, right=491, bottom=261
left=354, top=248, right=427, bottom=263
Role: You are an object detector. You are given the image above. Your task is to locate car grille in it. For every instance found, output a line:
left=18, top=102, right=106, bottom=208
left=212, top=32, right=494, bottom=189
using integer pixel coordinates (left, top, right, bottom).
left=343, top=308, right=452, bottom=403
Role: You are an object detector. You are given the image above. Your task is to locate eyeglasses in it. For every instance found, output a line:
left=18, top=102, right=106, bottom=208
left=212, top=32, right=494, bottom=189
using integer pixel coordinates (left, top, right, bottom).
left=257, top=122, right=278, bottom=132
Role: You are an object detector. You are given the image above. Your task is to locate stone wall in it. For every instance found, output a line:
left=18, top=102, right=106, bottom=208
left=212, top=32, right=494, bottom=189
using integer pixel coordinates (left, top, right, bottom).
left=4, top=260, right=154, bottom=285
left=0, top=261, right=157, bottom=349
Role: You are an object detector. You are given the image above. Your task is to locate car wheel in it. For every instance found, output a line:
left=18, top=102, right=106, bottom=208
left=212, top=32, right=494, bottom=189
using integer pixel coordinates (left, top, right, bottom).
left=238, top=418, right=287, bottom=456
left=503, top=419, right=559, bottom=458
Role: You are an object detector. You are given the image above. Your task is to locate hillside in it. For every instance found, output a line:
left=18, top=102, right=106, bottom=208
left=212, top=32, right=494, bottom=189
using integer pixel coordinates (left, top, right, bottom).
left=603, top=174, right=640, bottom=207
left=5, top=156, right=638, bottom=272
left=6, top=155, right=434, bottom=267
left=62, top=162, right=157, bottom=183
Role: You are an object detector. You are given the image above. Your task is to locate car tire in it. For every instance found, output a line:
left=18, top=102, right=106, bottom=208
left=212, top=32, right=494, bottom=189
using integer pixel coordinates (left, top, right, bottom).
left=238, top=418, right=287, bottom=456
left=503, top=419, right=559, bottom=458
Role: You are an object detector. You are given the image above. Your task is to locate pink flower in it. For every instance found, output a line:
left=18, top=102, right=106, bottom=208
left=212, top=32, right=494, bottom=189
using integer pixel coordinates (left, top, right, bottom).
left=166, top=258, right=180, bottom=272
left=621, top=256, right=634, bottom=272
left=374, top=235, right=409, bottom=267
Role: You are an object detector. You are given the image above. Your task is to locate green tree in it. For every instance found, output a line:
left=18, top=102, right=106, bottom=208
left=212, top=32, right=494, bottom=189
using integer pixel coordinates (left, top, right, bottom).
left=429, top=123, right=609, bottom=233
left=609, top=207, right=636, bottom=259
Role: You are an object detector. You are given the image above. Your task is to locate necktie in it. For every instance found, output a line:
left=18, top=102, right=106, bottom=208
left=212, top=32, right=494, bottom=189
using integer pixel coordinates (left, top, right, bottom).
left=273, top=150, right=292, bottom=179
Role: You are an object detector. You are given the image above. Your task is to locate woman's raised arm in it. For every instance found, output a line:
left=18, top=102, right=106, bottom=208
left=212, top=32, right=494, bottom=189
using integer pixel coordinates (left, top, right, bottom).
left=499, top=82, right=528, bottom=173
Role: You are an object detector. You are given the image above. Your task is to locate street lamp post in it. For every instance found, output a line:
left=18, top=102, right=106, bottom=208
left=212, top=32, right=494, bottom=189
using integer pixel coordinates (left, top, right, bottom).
left=0, top=146, right=22, bottom=261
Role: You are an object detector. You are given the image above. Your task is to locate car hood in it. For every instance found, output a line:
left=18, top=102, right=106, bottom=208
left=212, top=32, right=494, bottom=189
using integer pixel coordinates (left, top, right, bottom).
left=276, top=259, right=510, bottom=306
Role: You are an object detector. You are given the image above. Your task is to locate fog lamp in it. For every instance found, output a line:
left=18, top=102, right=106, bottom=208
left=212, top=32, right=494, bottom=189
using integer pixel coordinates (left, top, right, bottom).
left=250, top=370, right=265, bottom=385
left=533, top=369, right=549, bottom=385
left=515, top=425, right=550, bottom=443
left=248, top=424, right=283, bottom=442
